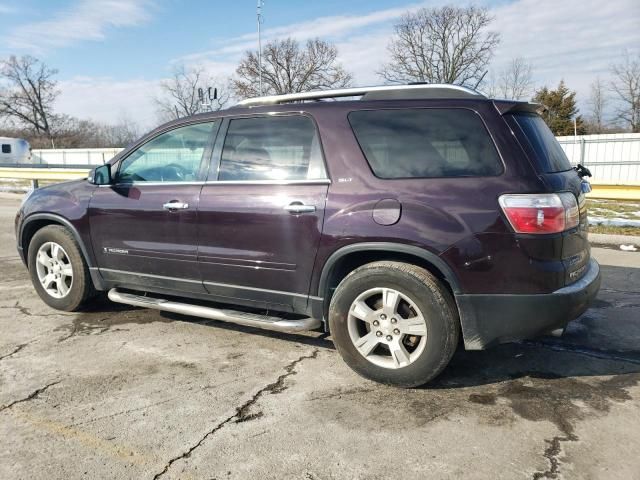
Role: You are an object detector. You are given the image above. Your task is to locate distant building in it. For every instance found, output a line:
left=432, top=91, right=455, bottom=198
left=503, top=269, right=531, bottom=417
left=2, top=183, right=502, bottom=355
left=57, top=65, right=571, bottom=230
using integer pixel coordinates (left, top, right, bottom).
left=0, top=137, right=31, bottom=165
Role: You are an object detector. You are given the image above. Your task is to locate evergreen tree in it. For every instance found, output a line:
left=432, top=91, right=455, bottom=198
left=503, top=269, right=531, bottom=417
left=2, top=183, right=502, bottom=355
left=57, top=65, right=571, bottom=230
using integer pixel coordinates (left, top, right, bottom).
left=532, top=80, right=586, bottom=135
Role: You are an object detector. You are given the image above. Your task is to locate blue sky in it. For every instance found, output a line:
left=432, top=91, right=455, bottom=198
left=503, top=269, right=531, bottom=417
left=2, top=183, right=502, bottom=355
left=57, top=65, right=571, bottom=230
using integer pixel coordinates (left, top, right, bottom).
left=1, top=0, right=639, bottom=127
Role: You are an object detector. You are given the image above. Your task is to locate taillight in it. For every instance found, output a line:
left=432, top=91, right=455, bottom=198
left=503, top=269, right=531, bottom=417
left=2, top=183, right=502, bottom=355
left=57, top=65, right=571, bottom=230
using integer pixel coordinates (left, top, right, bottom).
left=499, top=193, right=579, bottom=234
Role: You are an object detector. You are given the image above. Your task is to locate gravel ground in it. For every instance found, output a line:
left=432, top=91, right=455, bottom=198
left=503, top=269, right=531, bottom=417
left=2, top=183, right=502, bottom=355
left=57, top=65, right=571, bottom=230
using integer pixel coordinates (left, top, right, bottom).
left=1, top=192, right=639, bottom=480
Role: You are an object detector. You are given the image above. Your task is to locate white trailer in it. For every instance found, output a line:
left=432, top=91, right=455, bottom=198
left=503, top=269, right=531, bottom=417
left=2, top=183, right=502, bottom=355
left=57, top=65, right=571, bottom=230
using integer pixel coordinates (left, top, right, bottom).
left=0, top=137, right=31, bottom=165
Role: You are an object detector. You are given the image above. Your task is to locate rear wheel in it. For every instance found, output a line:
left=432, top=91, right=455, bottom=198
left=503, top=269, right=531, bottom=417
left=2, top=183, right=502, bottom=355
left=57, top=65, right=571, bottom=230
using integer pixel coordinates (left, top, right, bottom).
left=329, top=261, right=459, bottom=387
left=27, top=225, right=95, bottom=311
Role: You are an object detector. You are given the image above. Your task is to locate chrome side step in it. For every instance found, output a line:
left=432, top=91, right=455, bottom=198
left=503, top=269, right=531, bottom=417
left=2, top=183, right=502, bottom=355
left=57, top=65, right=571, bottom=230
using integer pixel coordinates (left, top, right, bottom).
left=107, top=288, right=321, bottom=333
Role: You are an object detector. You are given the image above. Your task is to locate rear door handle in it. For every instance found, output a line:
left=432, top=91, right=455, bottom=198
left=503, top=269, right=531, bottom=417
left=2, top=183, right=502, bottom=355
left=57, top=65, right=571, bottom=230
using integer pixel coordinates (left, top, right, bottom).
left=163, top=201, right=189, bottom=211
left=284, top=202, right=316, bottom=214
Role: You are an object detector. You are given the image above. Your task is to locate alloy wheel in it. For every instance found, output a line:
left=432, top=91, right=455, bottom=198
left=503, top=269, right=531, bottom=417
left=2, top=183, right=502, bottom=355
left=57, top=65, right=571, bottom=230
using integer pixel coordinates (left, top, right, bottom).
left=35, top=242, right=74, bottom=299
left=347, top=287, right=428, bottom=369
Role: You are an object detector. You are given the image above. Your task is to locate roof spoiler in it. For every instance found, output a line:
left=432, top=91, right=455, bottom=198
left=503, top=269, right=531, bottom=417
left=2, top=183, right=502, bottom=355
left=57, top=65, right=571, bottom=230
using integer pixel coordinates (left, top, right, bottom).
left=493, top=100, right=545, bottom=115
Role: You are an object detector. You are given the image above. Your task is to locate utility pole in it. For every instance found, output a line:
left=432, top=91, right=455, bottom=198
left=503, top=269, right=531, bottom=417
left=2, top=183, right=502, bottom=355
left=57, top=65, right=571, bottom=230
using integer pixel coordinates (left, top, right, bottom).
left=257, top=0, right=264, bottom=96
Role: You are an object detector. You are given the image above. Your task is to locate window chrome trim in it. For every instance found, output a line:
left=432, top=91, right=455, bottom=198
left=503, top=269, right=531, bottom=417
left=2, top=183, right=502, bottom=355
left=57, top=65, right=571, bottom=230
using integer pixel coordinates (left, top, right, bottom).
left=205, top=179, right=331, bottom=186
left=97, top=179, right=331, bottom=187
left=98, top=181, right=206, bottom=187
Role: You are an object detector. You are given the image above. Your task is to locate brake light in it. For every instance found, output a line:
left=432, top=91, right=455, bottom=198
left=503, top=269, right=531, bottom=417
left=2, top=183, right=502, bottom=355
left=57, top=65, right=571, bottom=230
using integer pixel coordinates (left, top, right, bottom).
left=499, top=193, right=579, bottom=234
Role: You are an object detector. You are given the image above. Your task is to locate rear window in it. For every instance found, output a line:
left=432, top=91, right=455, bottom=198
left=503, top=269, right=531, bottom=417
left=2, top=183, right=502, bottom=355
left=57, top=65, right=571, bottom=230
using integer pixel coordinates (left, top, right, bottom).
left=348, top=108, right=502, bottom=179
left=510, top=113, right=572, bottom=173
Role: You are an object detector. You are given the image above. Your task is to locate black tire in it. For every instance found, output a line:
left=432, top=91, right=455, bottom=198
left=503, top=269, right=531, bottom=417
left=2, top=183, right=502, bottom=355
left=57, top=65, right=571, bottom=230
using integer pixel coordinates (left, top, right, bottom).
left=329, top=261, right=459, bottom=388
left=27, top=225, right=95, bottom=311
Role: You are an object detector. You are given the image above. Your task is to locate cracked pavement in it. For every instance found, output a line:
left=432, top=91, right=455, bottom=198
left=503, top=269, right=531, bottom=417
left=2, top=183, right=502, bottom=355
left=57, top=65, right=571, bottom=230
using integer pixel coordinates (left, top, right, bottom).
left=1, top=192, right=640, bottom=479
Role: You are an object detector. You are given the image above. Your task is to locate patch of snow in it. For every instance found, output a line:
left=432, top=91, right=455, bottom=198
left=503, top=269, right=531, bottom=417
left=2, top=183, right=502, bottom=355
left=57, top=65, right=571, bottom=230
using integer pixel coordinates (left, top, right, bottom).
left=589, top=216, right=640, bottom=228
left=0, top=185, right=29, bottom=193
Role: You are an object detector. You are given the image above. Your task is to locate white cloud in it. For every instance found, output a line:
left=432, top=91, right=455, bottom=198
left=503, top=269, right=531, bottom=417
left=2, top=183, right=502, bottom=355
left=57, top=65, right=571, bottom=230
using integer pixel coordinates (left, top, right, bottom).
left=55, top=0, right=640, bottom=127
left=328, top=0, right=640, bottom=111
left=484, top=0, right=640, bottom=116
left=56, top=76, right=161, bottom=128
left=334, top=28, right=394, bottom=86
left=178, top=2, right=433, bottom=65
left=4, top=0, right=155, bottom=52
left=490, top=0, right=640, bottom=90
left=180, top=0, right=639, bottom=97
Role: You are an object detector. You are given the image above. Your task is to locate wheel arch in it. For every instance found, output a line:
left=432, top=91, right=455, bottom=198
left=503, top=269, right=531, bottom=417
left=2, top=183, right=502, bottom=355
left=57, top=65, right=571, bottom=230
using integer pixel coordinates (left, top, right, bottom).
left=317, top=242, right=463, bottom=322
left=20, top=214, right=92, bottom=265
left=19, top=213, right=105, bottom=290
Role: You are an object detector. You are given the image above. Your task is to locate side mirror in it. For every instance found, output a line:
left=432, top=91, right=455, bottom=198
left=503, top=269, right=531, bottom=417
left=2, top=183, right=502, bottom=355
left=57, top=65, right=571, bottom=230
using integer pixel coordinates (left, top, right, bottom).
left=89, top=164, right=112, bottom=185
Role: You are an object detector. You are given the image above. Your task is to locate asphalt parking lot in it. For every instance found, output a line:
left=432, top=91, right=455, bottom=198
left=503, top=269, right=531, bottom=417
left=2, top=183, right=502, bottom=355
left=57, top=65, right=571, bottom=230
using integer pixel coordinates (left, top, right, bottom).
left=1, top=192, right=639, bottom=480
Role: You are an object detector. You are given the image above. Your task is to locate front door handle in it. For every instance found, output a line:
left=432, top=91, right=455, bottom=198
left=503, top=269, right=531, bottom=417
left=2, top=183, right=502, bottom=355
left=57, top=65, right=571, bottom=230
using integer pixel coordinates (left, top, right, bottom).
left=163, top=201, right=189, bottom=211
left=284, top=202, right=316, bottom=214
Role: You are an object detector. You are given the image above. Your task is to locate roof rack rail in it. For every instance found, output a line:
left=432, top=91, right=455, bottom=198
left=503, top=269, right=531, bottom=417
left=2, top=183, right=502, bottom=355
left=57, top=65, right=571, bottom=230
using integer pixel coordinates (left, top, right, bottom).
left=237, top=84, right=485, bottom=106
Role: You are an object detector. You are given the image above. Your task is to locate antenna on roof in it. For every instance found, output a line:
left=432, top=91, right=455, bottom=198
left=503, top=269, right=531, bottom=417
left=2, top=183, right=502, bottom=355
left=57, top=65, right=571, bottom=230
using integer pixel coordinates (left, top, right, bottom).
left=198, top=87, right=218, bottom=112
left=473, top=71, right=488, bottom=90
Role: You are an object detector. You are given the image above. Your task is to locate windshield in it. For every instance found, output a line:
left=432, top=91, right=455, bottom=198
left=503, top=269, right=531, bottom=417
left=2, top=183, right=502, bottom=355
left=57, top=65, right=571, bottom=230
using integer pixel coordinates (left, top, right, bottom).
left=510, top=113, right=573, bottom=173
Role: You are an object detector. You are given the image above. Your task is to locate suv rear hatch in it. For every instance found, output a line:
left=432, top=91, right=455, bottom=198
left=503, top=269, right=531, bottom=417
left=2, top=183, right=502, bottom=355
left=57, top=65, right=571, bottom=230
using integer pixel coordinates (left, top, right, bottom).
left=503, top=110, right=590, bottom=286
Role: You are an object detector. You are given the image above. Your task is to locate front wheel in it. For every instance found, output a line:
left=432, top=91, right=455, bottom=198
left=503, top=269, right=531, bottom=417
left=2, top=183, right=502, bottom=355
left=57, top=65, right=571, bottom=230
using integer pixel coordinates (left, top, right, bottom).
left=27, top=225, right=95, bottom=311
left=329, top=261, right=459, bottom=388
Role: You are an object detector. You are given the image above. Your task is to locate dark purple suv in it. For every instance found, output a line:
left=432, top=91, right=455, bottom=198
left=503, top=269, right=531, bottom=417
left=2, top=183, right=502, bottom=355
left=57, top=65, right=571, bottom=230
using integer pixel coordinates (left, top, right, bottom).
left=15, top=85, right=600, bottom=387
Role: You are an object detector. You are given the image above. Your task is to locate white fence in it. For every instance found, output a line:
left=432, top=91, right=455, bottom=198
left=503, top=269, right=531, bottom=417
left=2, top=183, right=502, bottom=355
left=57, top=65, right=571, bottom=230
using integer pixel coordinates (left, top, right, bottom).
left=15, top=133, right=640, bottom=186
left=30, top=148, right=123, bottom=166
left=557, top=133, right=640, bottom=186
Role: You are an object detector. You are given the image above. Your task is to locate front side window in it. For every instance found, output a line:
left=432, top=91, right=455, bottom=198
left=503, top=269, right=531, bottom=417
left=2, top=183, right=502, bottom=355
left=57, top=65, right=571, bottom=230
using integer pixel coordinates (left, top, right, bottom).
left=118, top=122, right=217, bottom=183
left=1, top=144, right=10, bottom=154
left=348, top=109, right=503, bottom=179
left=218, top=115, right=327, bottom=181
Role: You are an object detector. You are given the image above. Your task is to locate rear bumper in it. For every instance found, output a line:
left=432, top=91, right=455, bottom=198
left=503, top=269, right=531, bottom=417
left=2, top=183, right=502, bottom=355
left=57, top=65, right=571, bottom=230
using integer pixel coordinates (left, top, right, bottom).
left=457, top=258, right=601, bottom=350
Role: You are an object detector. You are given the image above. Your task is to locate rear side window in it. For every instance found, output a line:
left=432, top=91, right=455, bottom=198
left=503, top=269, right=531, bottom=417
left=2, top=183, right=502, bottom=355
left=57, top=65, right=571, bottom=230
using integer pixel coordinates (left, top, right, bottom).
left=1, top=144, right=11, bottom=154
left=348, top=109, right=502, bottom=179
left=218, top=115, right=326, bottom=181
left=510, top=113, right=572, bottom=173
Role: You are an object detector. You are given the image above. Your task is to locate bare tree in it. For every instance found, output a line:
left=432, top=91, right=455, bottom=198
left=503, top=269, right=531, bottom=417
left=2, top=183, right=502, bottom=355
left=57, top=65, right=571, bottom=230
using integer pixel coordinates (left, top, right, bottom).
left=154, top=64, right=229, bottom=121
left=483, top=70, right=499, bottom=98
left=2, top=113, right=141, bottom=149
left=586, top=77, right=607, bottom=133
left=99, top=116, right=140, bottom=147
left=0, top=55, right=59, bottom=147
left=492, top=57, right=533, bottom=100
left=233, top=38, right=353, bottom=98
left=378, top=6, right=499, bottom=87
left=610, top=52, right=640, bottom=132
